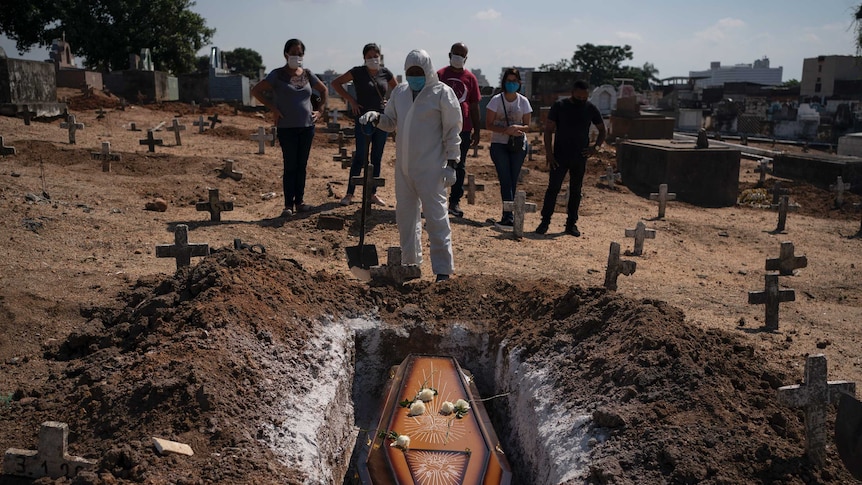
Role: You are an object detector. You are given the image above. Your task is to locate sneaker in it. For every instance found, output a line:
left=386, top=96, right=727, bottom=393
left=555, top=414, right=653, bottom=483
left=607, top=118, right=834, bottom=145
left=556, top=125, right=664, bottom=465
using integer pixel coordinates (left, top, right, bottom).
left=370, top=194, right=387, bottom=206
left=435, top=274, right=450, bottom=282
left=495, top=218, right=514, bottom=229
left=565, top=224, right=581, bottom=237
left=535, top=222, right=549, bottom=234
left=296, top=203, right=314, bottom=213
left=448, top=202, right=464, bottom=218
left=280, top=208, right=293, bottom=218
left=340, top=194, right=353, bottom=206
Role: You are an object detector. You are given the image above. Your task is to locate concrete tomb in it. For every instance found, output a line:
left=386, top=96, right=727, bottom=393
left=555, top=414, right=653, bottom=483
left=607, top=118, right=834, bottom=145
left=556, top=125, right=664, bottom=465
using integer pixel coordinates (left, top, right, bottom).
left=649, top=184, right=676, bottom=219
left=0, top=47, right=67, bottom=118
left=765, top=241, right=807, bottom=276
left=604, top=241, right=636, bottom=291
left=59, top=115, right=84, bottom=144
left=465, top=174, right=485, bottom=205
left=617, top=139, right=740, bottom=207
left=91, top=141, right=121, bottom=172
left=502, top=190, right=537, bottom=238
left=624, top=220, right=656, bottom=256
left=195, top=188, right=234, bottom=222
left=155, top=224, right=209, bottom=269
left=778, top=354, right=856, bottom=467
left=609, top=97, right=675, bottom=141
left=773, top=152, right=862, bottom=195
left=167, top=118, right=186, bottom=146
left=0, top=136, right=16, bottom=156
left=3, top=421, right=95, bottom=479
left=747, top=272, right=794, bottom=331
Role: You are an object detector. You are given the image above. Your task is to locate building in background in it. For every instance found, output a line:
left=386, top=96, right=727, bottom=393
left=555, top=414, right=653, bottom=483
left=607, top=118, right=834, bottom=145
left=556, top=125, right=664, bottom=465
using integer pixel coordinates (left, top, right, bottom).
left=689, top=57, right=783, bottom=90
left=800, top=55, right=862, bottom=102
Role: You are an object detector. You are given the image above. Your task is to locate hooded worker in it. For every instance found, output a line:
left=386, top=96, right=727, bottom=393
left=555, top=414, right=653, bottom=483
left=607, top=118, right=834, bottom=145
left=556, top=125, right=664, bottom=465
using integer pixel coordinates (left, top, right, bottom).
left=360, top=49, right=462, bottom=281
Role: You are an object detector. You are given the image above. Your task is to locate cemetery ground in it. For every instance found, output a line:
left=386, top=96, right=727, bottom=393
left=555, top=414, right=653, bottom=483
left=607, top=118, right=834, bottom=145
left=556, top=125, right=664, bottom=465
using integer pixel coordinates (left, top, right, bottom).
left=0, top=91, right=860, bottom=484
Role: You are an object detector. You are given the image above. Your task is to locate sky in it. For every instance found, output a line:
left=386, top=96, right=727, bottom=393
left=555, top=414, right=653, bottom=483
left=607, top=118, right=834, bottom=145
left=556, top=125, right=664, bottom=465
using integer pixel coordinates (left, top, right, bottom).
left=1, top=0, right=860, bottom=86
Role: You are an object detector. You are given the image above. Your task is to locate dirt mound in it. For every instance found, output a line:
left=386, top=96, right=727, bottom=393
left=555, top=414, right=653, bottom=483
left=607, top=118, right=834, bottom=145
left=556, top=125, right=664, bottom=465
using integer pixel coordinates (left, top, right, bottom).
left=0, top=250, right=851, bottom=484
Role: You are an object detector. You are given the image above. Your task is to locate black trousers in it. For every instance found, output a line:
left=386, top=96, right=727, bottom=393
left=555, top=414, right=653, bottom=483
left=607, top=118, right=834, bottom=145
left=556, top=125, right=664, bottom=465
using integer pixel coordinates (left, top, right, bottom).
left=539, top=155, right=586, bottom=225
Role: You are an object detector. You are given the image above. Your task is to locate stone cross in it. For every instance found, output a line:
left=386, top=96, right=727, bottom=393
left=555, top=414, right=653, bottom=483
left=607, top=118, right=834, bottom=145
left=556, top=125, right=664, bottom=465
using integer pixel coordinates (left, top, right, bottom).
left=20, top=105, right=37, bottom=126
left=128, top=122, right=141, bottom=132
left=334, top=147, right=352, bottom=167
left=829, top=176, right=851, bottom=207
left=624, top=220, right=656, bottom=256
left=599, top=165, right=621, bottom=189
left=59, top=115, right=84, bottom=144
left=756, top=158, right=771, bottom=187
left=350, top=163, right=386, bottom=215
left=221, top=159, right=243, bottom=181
left=208, top=113, right=222, bottom=129
left=251, top=126, right=269, bottom=154
left=649, top=184, right=676, bottom=219
left=95, top=107, right=106, bottom=120
left=765, top=241, right=808, bottom=276
left=195, top=188, right=234, bottom=222
left=270, top=125, right=277, bottom=147
left=167, top=118, right=186, bottom=146
left=139, top=130, right=164, bottom=152
left=193, top=115, right=207, bottom=133
left=778, top=354, right=856, bottom=467
left=91, top=141, right=121, bottom=172
left=769, top=180, right=790, bottom=206
left=773, top=195, right=798, bottom=233
left=604, top=241, right=637, bottom=291
left=0, top=136, right=16, bottom=156
left=465, top=174, right=485, bottom=205
left=370, top=247, right=422, bottom=285
left=155, top=224, right=209, bottom=269
left=747, top=272, right=795, bottom=331
left=3, top=421, right=95, bottom=479
left=502, top=190, right=537, bottom=238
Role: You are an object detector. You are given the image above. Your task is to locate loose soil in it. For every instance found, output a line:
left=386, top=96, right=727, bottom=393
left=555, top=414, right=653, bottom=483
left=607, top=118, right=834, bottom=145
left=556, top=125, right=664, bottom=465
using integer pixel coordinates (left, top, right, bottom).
left=0, top=91, right=860, bottom=484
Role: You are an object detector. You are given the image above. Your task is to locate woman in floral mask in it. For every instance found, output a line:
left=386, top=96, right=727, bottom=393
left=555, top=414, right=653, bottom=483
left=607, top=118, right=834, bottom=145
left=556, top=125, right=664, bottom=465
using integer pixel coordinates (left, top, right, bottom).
left=485, top=67, right=532, bottom=228
left=332, top=43, right=397, bottom=207
left=251, top=38, right=327, bottom=218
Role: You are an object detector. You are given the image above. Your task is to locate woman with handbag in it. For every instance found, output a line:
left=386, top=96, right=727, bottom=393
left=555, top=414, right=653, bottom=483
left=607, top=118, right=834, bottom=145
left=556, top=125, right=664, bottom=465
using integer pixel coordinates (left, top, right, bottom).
left=485, top=68, right=532, bottom=228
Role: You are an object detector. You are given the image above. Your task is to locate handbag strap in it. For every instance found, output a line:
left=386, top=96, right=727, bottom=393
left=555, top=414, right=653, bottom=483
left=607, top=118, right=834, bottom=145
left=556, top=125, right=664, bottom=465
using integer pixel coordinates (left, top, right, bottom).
left=500, top=94, right=512, bottom=126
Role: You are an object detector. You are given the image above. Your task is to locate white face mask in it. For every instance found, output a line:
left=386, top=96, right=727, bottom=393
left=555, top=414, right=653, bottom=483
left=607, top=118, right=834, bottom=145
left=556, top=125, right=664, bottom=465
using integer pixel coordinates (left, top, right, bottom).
left=287, top=55, right=303, bottom=69
left=365, top=57, right=380, bottom=69
left=450, top=54, right=466, bottom=69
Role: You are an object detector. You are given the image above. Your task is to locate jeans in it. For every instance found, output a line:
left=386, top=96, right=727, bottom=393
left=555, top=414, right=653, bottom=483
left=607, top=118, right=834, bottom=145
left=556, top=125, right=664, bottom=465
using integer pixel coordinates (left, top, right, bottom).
left=489, top=142, right=527, bottom=221
left=448, top=131, right=471, bottom=205
left=539, top=155, right=586, bottom=226
left=347, top=119, right=388, bottom=195
left=277, top=126, right=315, bottom=207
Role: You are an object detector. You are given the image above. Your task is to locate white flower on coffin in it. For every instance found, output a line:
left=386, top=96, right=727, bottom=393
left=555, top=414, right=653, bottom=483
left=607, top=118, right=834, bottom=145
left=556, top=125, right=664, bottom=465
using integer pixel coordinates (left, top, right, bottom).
left=453, top=399, right=471, bottom=418
left=408, top=400, right=426, bottom=416
left=439, top=401, right=455, bottom=415
left=391, top=434, right=411, bottom=451
left=417, top=388, right=436, bottom=402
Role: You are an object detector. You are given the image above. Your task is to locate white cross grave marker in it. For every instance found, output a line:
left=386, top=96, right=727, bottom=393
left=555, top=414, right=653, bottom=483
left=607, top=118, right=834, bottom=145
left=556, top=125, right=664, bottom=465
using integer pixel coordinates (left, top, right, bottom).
left=90, top=141, right=121, bottom=172
left=502, top=190, right=537, bottom=238
left=3, top=421, right=95, bottom=479
left=829, top=176, right=851, bottom=207
left=599, top=165, right=621, bottom=189
left=59, top=115, right=84, bottom=144
left=624, top=220, right=656, bottom=256
left=251, top=126, right=269, bottom=154
left=466, top=174, right=485, bottom=205
left=0, top=136, right=16, bottom=156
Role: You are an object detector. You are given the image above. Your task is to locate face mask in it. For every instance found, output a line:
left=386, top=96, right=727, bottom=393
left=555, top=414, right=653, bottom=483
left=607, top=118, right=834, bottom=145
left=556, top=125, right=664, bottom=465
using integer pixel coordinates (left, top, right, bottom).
left=287, top=55, right=303, bottom=69
left=407, top=76, right=426, bottom=91
left=504, top=82, right=520, bottom=94
left=450, top=54, right=466, bottom=69
left=365, top=58, right=380, bottom=69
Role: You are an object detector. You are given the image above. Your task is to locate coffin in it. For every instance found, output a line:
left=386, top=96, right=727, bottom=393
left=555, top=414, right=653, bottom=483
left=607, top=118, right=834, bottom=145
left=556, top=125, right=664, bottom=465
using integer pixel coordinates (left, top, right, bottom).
left=357, top=354, right=512, bottom=484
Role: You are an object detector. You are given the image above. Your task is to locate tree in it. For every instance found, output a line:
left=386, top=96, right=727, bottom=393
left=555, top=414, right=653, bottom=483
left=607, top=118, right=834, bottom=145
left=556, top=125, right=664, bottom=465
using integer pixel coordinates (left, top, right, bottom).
left=0, top=0, right=214, bottom=74
left=856, top=4, right=862, bottom=54
left=779, top=79, right=800, bottom=88
left=572, top=43, right=634, bottom=87
left=224, top=48, right=264, bottom=80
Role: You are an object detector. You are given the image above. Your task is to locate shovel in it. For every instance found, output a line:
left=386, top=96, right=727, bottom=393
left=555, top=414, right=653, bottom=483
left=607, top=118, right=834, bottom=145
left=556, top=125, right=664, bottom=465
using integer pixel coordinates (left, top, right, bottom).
left=836, top=392, right=862, bottom=480
left=346, top=123, right=379, bottom=280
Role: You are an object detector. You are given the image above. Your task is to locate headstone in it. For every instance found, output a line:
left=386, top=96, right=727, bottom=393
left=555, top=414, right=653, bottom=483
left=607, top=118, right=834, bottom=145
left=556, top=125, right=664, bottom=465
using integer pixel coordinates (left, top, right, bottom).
left=208, top=113, right=222, bottom=129
left=778, top=354, right=856, bottom=467
left=773, top=195, right=798, bottom=233
left=370, top=246, right=422, bottom=285
left=167, top=118, right=186, bottom=146
left=20, top=105, right=37, bottom=126
left=768, top=180, right=790, bottom=206
left=599, top=165, right=621, bottom=188
left=0, top=136, right=16, bottom=156
left=604, top=241, right=636, bottom=291
left=829, top=176, right=851, bottom=207
left=155, top=224, right=209, bottom=269
left=195, top=188, right=234, bottom=222
left=466, top=174, right=485, bottom=205
left=649, top=183, right=676, bottom=219
left=139, top=130, right=163, bottom=153
left=221, top=159, right=243, bottom=181
left=90, top=141, right=120, bottom=172
left=747, top=272, right=795, bottom=331
left=502, top=190, right=537, bottom=238
left=755, top=158, right=771, bottom=188
left=251, top=126, right=269, bottom=154
left=193, top=115, right=207, bottom=133
left=59, top=115, right=84, bottom=144
left=624, top=220, right=656, bottom=256
left=140, top=48, right=153, bottom=71
left=765, top=241, right=808, bottom=276
left=3, top=421, right=95, bottom=479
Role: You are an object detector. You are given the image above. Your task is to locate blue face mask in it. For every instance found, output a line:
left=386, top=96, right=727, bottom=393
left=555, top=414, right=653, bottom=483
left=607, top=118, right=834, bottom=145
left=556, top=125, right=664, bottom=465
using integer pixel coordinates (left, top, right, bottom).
left=505, top=81, right=520, bottom=94
left=407, top=76, right=426, bottom=91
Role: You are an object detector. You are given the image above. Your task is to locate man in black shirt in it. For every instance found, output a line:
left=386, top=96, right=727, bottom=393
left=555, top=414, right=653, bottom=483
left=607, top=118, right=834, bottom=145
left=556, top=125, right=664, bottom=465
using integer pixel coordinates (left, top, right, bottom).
left=535, top=80, right=606, bottom=236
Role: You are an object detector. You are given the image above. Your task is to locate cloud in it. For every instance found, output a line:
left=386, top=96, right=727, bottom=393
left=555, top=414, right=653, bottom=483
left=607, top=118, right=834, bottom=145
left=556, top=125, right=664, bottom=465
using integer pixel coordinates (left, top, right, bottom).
left=802, top=33, right=821, bottom=43
left=695, top=17, right=746, bottom=43
left=616, top=31, right=643, bottom=42
left=475, top=9, right=501, bottom=21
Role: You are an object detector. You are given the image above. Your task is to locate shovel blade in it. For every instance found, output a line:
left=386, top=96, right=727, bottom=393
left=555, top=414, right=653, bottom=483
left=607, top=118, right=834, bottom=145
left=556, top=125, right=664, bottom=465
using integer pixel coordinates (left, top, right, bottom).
left=836, top=393, right=862, bottom=480
left=346, top=245, right=378, bottom=277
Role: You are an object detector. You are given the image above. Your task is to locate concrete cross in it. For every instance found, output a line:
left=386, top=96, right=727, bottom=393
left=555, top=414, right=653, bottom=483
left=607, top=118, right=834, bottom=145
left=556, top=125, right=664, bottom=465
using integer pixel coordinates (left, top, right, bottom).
left=769, top=180, right=790, bottom=206
left=829, top=176, right=851, bottom=207
left=128, top=122, right=141, bottom=132
left=747, top=272, right=795, bottom=331
left=604, top=241, right=637, bottom=291
left=167, top=118, right=186, bottom=146
left=193, top=115, right=207, bottom=133
left=649, top=183, right=677, bottom=219
left=221, top=159, right=243, bottom=181
left=765, top=241, right=808, bottom=276
left=3, top=421, right=95, bottom=479
left=370, top=247, right=422, bottom=285
left=599, top=165, right=621, bottom=189
left=208, top=113, right=222, bottom=129
left=350, top=162, right=386, bottom=215
left=19, top=105, right=37, bottom=126
left=251, top=126, right=269, bottom=154
left=755, top=158, right=771, bottom=188
left=0, top=136, right=16, bottom=156
left=466, top=174, right=485, bottom=205
left=774, top=195, right=798, bottom=233
left=778, top=354, right=856, bottom=467
left=502, top=190, right=537, bottom=238
left=470, top=144, right=484, bottom=158
left=624, top=220, right=656, bottom=256
left=269, top=125, right=277, bottom=147
left=91, top=141, right=121, bottom=172
left=155, top=224, right=209, bottom=269
left=95, top=107, right=106, bottom=120
left=139, top=130, right=164, bottom=153
left=195, top=188, right=234, bottom=222
left=59, top=115, right=84, bottom=144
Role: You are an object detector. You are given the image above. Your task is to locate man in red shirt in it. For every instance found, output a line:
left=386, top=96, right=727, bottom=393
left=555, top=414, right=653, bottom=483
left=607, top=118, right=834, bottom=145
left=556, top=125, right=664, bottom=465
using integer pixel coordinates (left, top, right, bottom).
left=437, top=42, right=481, bottom=218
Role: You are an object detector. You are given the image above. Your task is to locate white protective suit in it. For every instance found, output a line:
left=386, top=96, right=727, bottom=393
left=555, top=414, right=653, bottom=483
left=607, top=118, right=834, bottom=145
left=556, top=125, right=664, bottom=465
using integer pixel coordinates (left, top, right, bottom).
left=375, top=49, right=462, bottom=276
